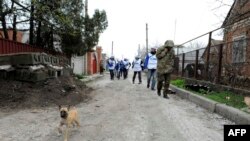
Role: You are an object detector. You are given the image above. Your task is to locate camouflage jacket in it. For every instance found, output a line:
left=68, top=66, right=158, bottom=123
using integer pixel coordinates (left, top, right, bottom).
left=156, top=46, right=175, bottom=74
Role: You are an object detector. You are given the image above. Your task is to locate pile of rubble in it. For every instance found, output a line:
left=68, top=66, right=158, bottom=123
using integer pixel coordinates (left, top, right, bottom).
left=0, top=53, right=93, bottom=111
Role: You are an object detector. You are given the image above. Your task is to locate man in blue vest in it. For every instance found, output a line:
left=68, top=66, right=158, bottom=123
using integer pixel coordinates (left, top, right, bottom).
left=132, top=56, right=143, bottom=84
left=107, top=56, right=116, bottom=80
left=115, top=59, right=121, bottom=79
left=122, top=58, right=131, bottom=79
left=144, top=47, right=157, bottom=90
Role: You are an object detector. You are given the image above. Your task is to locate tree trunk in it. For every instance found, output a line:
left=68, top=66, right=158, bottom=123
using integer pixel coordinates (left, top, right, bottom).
left=1, top=15, right=9, bottom=39
left=36, top=21, right=41, bottom=46
left=29, top=1, right=34, bottom=45
left=13, top=15, right=17, bottom=41
left=0, top=0, right=9, bottom=39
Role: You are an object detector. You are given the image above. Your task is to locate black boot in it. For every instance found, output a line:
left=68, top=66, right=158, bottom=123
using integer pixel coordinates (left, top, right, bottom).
left=163, top=94, right=169, bottom=99
left=157, top=90, right=161, bottom=96
left=147, top=80, right=150, bottom=88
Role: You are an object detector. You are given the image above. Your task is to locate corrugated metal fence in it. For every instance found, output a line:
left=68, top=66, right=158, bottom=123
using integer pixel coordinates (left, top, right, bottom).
left=0, top=38, right=56, bottom=55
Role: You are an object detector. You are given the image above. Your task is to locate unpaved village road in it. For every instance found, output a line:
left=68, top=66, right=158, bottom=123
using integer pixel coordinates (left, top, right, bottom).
left=0, top=72, right=234, bottom=141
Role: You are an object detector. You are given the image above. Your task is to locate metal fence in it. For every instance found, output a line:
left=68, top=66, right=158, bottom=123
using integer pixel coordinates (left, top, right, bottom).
left=0, top=38, right=61, bottom=55
left=174, top=28, right=250, bottom=90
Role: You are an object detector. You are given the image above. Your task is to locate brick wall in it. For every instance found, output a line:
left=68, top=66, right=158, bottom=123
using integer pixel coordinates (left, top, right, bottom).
left=223, top=0, right=250, bottom=77
left=96, top=46, right=102, bottom=73
left=87, top=52, right=93, bottom=75
left=86, top=47, right=102, bottom=75
left=0, top=30, right=23, bottom=42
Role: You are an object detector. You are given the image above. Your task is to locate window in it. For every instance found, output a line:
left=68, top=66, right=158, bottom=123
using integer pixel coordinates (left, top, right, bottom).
left=232, top=36, right=247, bottom=63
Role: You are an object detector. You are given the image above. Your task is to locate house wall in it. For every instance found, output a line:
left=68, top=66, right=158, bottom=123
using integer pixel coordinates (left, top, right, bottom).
left=96, top=46, right=102, bottom=73
left=223, top=1, right=250, bottom=76
left=87, top=52, right=93, bottom=75
left=71, top=56, right=86, bottom=75
left=71, top=47, right=103, bottom=75
left=224, top=24, right=250, bottom=76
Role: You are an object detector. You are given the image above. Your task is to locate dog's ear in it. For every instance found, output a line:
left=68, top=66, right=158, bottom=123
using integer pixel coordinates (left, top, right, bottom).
left=67, top=105, right=71, bottom=110
left=58, top=105, right=61, bottom=110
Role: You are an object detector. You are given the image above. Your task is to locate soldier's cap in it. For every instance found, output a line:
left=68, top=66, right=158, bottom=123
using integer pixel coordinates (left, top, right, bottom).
left=163, top=40, right=174, bottom=48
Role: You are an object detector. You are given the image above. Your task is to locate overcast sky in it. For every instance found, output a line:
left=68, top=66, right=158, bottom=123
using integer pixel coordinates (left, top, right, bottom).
left=88, top=0, right=233, bottom=61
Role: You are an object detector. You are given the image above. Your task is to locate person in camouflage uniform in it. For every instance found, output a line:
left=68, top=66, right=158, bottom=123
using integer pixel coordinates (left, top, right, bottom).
left=156, top=40, right=175, bottom=99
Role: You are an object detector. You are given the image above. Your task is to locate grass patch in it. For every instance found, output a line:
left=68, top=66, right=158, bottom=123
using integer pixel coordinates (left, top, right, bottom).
left=171, top=79, right=248, bottom=110
left=170, top=79, right=185, bottom=88
left=197, top=91, right=246, bottom=109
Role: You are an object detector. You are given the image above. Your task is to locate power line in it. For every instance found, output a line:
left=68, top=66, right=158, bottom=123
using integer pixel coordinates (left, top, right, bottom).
left=177, top=11, right=250, bottom=48
left=146, top=23, right=148, bottom=54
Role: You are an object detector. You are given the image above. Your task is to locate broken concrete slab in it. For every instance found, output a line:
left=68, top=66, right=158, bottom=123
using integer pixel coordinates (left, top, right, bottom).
left=11, top=53, right=42, bottom=65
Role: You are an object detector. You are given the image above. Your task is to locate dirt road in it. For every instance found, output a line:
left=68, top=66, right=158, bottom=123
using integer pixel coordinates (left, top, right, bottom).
left=0, top=72, right=233, bottom=141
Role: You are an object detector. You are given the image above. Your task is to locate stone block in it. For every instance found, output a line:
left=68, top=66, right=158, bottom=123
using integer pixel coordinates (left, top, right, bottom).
left=11, top=53, right=42, bottom=65
left=41, top=54, right=51, bottom=65
left=51, top=56, right=60, bottom=66
left=0, top=56, right=12, bottom=65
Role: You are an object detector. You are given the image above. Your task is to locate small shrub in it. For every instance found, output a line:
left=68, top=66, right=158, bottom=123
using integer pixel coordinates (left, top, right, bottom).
left=75, top=74, right=85, bottom=79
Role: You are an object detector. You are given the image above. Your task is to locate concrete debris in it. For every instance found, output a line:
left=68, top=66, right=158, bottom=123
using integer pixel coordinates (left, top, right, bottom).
left=28, top=65, right=45, bottom=72
left=0, top=65, right=13, bottom=71
left=48, top=64, right=63, bottom=70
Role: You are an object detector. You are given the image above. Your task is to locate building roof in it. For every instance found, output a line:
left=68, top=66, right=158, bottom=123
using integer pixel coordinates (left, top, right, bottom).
left=222, top=0, right=250, bottom=27
left=201, top=39, right=223, bottom=59
left=222, top=1, right=236, bottom=27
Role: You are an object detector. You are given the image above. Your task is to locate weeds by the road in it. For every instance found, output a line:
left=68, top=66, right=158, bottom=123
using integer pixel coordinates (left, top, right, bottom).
left=170, top=79, right=185, bottom=88
left=198, top=91, right=246, bottom=109
left=75, top=74, right=86, bottom=79
left=171, top=79, right=248, bottom=111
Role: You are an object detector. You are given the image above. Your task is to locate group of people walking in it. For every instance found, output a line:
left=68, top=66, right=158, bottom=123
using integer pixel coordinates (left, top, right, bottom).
left=107, top=57, right=131, bottom=80
left=107, top=40, right=175, bottom=99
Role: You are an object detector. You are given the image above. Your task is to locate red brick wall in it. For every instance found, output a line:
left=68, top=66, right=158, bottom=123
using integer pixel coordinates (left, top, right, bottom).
left=0, top=30, right=23, bottom=42
left=87, top=52, right=93, bottom=75
left=223, top=1, right=250, bottom=76
left=86, top=48, right=102, bottom=75
left=96, top=46, right=102, bottom=73
left=223, top=25, right=250, bottom=76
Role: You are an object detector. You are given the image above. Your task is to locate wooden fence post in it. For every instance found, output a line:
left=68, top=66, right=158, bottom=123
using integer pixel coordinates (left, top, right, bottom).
left=182, top=53, right=185, bottom=77
left=216, top=44, right=223, bottom=84
left=194, top=50, right=199, bottom=79
left=205, top=32, right=212, bottom=80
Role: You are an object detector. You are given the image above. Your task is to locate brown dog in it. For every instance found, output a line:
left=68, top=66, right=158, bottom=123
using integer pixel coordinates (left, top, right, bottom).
left=58, top=105, right=80, bottom=141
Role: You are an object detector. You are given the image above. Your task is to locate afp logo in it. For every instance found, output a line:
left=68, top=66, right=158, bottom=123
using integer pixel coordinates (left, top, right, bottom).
left=224, top=125, right=250, bottom=141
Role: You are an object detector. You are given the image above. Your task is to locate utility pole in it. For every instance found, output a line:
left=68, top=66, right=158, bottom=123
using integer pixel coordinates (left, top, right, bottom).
left=174, top=19, right=178, bottom=56
left=146, top=23, right=148, bottom=54
left=111, top=41, right=114, bottom=56
left=85, top=0, right=88, bottom=17
left=138, top=44, right=140, bottom=56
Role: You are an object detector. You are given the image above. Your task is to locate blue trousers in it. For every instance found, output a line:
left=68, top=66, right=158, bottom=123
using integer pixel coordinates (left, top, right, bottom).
left=147, top=69, right=157, bottom=89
